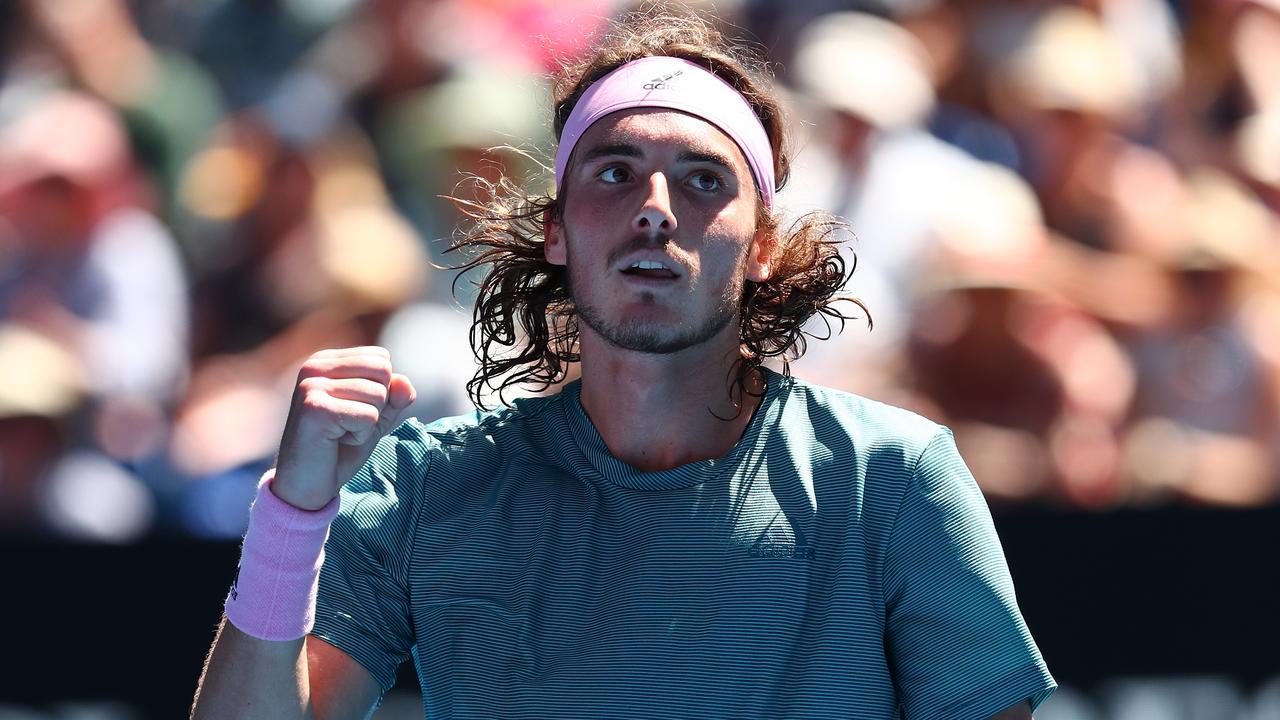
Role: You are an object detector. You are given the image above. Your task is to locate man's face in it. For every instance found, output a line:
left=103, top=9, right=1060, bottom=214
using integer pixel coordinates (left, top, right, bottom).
left=546, top=108, right=771, bottom=354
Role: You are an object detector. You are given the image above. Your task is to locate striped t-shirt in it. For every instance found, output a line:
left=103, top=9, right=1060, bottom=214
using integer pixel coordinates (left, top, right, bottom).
left=312, top=368, right=1056, bottom=719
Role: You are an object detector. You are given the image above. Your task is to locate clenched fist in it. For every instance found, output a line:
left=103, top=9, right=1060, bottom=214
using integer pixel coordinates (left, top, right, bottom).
left=272, top=347, right=417, bottom=510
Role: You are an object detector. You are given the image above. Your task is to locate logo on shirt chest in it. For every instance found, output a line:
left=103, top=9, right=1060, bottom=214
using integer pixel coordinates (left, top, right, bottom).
left=740, top=508, right=816, bottom=560
left=748, top=543, right=816, bottom=559
left=726, top=471, right=818, bottom=560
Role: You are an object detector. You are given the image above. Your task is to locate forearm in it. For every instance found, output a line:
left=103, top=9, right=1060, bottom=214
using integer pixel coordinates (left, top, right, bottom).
left=191, top=616, right=312, bottom=720
left=191, top=347, right=411, bottom=719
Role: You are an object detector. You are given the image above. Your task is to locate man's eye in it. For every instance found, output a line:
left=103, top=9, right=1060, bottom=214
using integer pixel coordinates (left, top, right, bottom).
left=689, top=171, right=722, bottom=191
left=598, top=166, right=630, bottom=183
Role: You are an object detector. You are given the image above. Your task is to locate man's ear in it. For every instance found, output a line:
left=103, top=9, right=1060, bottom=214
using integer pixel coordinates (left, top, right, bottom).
left=543, top=209, right=566, bottom=266
left=746, top=225, right=775, bottom=282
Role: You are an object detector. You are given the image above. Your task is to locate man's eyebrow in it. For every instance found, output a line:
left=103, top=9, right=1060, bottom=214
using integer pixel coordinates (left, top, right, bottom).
left=578, top=143, right=643, bottom=164
left=676, top=149, right=736, bottom=173
left=576, top=144, right=738, bottom=173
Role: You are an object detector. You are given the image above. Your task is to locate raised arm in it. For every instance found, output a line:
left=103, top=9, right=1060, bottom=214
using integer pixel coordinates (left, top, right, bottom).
left=189, top=347, right=416, bottom=719
left=191, top=618, right=380, bottom=719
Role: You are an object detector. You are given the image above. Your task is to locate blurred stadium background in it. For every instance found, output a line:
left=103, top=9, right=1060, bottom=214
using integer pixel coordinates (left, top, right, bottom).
left=0, top=0, right=1277, bottom=717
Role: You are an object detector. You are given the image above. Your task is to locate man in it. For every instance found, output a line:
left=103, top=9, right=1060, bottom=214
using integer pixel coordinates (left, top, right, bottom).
left=192, top=12, right=1055, bottom=719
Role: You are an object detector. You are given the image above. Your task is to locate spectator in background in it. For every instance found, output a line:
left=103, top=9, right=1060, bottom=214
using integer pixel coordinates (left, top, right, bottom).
left=1123, top=170, right=1280, bottom=506
left=1166, top=0, right=1280, bottom=170
left=905, top=163, right=1135, bottom=507
left=781, top=10, right=986, bottom=396
left=984, top=3, right=1199, bottom=381
left=990, top=4, right=1162, bottom=252
left=893, top=0, right=1025, bottom=170
left=376, top=61, right=552, bottom=418
left=0, top=91, right=187, bottom=539
left=169, top=127, right=429, bottom=537
left=0, top=325, right=82, bottom=534
left=378, top=60, right=549, bottom=290
left=21, top=0, right=224, bottom=220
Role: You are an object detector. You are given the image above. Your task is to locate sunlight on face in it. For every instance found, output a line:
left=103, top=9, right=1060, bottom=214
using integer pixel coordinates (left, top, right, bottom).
left=550, top=109, right=765, bottom=355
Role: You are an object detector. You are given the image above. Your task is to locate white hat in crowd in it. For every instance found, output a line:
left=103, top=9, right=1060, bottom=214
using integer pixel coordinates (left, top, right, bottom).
left=791, top=11, right=936, bottom=130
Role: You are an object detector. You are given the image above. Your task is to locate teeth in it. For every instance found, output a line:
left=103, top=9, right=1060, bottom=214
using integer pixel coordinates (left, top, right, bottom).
left=630, top=260, right=668, bottom=270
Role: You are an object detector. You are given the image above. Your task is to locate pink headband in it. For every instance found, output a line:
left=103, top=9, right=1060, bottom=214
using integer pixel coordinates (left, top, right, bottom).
left=554, top=56, right=776, bottom=210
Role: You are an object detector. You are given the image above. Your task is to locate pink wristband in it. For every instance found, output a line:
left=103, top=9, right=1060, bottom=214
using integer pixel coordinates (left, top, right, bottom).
left=224, top=469, right=341, bottom=641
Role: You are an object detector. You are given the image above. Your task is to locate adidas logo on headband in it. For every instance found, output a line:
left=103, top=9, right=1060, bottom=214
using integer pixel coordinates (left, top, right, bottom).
left=553, top=56, right=777, bottom=209
left=643, top=70, right=684, bottom=91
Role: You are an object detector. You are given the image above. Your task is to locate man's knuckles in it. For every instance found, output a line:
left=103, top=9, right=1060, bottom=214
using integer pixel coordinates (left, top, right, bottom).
left=297, top=376, right=389, bottom=407
left=336, top=401, right=381, bottom=428
left=296, top=393, right=377, bottom=436
left=297, top=355, right=394, bottom=385
left=326, top=378, right=390, bottom=406
left=311, top=345, right=390, bottom=361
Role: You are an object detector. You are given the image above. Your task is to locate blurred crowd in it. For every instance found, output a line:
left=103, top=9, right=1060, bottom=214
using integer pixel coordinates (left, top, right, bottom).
left=0, top=0, right=1277, bottom=542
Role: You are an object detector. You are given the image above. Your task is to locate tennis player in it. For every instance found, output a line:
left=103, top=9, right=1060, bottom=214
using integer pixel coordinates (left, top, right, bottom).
left=192, top=12, right=1055, bottom=719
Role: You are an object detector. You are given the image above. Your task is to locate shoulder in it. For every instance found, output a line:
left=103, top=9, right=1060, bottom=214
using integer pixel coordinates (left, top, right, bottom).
left=765, top=373, right=954, bottom=523
left=772, top=372, right=962, bottom=503
left=415, top=390, right=565, bottom=457
left=390, top=391, right=570, bottom=505
left=772, top=373, right=946, bottom=462
left=337, top=392, right=568, bottom=525
left=763, top=373, right=962, bottom=566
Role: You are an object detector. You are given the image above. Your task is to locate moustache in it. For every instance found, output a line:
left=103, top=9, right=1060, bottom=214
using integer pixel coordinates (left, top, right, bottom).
left=605, top=233, right=679, bottom=267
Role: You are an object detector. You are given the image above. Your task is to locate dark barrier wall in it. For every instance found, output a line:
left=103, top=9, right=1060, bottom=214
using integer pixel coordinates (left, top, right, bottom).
left=3, top=506, right=1278, bottom=718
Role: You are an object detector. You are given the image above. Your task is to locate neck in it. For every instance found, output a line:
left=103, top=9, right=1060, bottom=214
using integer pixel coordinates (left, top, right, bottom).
left=577, top=328, right=765, bottom=472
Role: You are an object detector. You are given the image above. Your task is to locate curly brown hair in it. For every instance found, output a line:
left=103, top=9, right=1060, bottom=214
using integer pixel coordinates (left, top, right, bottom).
left=448, top=8, right=867, bottom=409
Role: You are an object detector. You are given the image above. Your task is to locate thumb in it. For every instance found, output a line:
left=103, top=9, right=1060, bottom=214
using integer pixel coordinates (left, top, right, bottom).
left=388, top=373, right=417, bottom=410
left=337, top=374, right=418, bottom=478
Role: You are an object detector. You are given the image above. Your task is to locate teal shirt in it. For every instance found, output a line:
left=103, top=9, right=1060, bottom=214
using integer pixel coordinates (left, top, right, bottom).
left=312, top=368, right=1055, bottom=719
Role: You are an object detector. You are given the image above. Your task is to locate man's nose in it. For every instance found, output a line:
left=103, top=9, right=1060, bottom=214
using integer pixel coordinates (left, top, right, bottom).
left=632, top=172, right=677, bottom=235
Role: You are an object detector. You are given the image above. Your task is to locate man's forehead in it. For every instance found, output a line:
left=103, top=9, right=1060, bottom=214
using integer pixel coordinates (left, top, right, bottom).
left=576, top=108, right=750, bottom=171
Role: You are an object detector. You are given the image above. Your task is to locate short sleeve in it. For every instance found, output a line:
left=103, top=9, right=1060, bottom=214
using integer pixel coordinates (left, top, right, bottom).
left=883, top=429, right=1056, bottom=719
left=311, top=421, right=430, bottom=694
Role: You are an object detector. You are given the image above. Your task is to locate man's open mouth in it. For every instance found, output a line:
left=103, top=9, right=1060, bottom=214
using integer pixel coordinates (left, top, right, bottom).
left=621, top=260, right=679, bottom=279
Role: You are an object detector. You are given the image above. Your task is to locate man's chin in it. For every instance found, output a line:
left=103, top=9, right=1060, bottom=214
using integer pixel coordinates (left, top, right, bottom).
left=587, top=313, right=738, bottom=355
left=599, top=324, right=691, bottom=354
left=574, top=289, right=739, bottom=356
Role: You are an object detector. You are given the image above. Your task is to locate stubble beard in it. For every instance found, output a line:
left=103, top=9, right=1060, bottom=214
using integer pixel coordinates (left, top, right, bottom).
left=567, top=253, right=745, bottom=355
